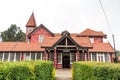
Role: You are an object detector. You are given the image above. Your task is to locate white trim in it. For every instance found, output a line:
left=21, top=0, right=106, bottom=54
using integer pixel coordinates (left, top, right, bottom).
left=8, top=52, right=10, bottom=61
left=103, top=53, right=105, bottom=62
left=29, top=52, right=31, bottom=60
left=91, top=53, right=92, bottom=61
left=35, top=53, right=37, bottom=60
left=66, top=38, right=67, bottom=46
left=57, top=53, right=62, bottom=64
left=14, top=52, right=16, bottom=62
left=20, top=53, right=22, bottom=61
left=40, top=53, right=43, bottom=60
left=97, top=53, right=98, bottom=62
left=2, top=53, right=4, bottom=61
left=109, top=53, right=111, bottom=62
left=22, top=53, right=26, bottom=60
left=61, top=53, right=62, bottom=64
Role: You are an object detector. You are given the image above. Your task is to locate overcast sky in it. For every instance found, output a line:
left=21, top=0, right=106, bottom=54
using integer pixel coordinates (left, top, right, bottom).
left=0, top=0, right=120, bottom=50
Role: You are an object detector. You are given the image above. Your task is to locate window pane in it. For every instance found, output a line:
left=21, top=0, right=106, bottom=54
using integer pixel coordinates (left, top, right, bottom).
left=37, top=53, right=43, bottom=60
left=105, top=53, right=109, bottom=62
left=31, top=53, right=35, bottom=60
left=39, top=35, right=44, bottom=43
left=25, top=53, right=30, bottom=60
left=0, top=53, right=3, bottom=61
left=92, top=53, right=97, bottom=61
left=10, top=53, right=14, bottom=61
left=16, top=53, right=20, bottom=61
left=57, top=53, right=62, bottom=63
left=4, top=53, right=8, bottom=61
left=79, top=53, right=83, bottom=61
left=70, top=53, right=75, bottom=63
left=49, top=53, right=54, bottom=61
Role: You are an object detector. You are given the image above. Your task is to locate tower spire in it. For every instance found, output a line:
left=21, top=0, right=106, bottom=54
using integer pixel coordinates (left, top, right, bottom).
left=26, top=12, right=37, bottom=27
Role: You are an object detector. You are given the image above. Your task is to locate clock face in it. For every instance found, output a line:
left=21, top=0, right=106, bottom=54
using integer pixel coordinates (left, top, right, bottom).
left=28, top=28, right=33, bottom=33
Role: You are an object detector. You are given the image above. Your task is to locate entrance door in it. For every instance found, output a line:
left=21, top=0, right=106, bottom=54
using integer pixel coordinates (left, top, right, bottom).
left=62, top=56, right=70, bottom=68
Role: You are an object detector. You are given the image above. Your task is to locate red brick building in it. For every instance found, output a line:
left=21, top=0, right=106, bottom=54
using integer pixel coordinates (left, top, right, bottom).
left=0, top=13, right=115, bottom=68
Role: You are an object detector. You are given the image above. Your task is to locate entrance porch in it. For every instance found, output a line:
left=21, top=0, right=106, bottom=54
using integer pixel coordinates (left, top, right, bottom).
left=47, top=49, right=89, bottom=68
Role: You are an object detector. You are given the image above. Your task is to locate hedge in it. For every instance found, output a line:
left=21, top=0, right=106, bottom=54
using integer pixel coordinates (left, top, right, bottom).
left=72, top=62, right=120, bottom=80
left=0, top=60, right=55, bottom=80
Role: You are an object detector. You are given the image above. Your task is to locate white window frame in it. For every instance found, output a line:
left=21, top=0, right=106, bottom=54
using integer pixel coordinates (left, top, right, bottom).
left=0, top=52, right=3, bottom=61
left=14, top=53, right=16, bottom=62
left=97, top=53, right=104, bottom=62
left=70, top=53, right=75, bottom=64
left=36, top=53, right=43, bottom=60
left=25, top=53, right=31, bottom=60
left=90, top=37, right=94, bottom=43
left=91, top=53, right=97, bottom=61
left=104, top=53, right=110, bottom=62
left=57, top=53, right=62, bottom=64
left=39, top=35, right=44, bottom=43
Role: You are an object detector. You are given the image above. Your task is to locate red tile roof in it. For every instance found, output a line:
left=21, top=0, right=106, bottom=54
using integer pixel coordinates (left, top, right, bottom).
left=26, top=12, right=37, bottom=27
left=89, top=43, right=115, bottom=52
left=77, top=28, right=106, bottom=37
left=0, top=42, right=44, bottom=52
left=42, top=36, right=92, bottom=48
left=71, top=37, right=92, bottom=48
left=42, top=37, right=61, bottom=47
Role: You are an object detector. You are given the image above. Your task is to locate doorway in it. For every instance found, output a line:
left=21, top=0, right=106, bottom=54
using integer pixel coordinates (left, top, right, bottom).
left=62, top=55, right=70, bottom=68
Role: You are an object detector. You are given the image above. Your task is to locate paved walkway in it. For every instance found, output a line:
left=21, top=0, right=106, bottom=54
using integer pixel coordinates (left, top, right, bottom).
left=55, top=69, right=72, bottom=80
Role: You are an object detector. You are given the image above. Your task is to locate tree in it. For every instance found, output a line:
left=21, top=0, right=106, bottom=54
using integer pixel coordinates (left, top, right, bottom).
left=1, top=24, right=25, bottom=42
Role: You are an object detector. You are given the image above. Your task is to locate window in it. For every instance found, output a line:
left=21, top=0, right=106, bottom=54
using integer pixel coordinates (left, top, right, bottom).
left=79, top=53, right=83, bottom=61
left=57, top=53, right=62, bottom=64
left=16, top=53, right=20, bottom=61
left=97, top=53, right=104, bottom=62
left=25, top=53, right=30, bottom=60
left=49, top=53, right=54, bottom=61
left=10, top=53, right=14, bottom=61
left=104, top=53, right=110, bottom=62
left=39, top=35, right=44, bottom=43
left=70, top=53, right=75, bottom=64
left=31, top=53, right=35, bottom=60
left=4, top=53, right=9, bottom=61
left=92, top=53, right=97, bottom=61
left=0, top=53, right=3, bottom=61
left=90, top=37, right=94, bottom=43
left=36, top=53, right=43, bottom=60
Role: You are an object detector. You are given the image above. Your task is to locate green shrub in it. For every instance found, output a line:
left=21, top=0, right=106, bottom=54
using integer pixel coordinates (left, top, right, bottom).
left=0, top=60, right=54, bottom=80
left=73, top=62, right=120, bottom=80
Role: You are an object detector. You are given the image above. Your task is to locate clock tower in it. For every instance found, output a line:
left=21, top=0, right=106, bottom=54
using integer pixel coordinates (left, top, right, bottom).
left=26, top=12, right=37, bottom=42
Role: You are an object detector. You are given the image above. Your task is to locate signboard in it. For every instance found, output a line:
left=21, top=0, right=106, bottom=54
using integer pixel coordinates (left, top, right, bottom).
left=63, top=49, right=70, bottom=52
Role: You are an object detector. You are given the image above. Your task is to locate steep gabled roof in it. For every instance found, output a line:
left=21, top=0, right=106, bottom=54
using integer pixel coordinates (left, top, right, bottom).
left=77, top=28, right=107, bottom=37
left=27, top=24, right=54, bottom=37
left=89, top=43, right=115, bottom=52
left=26, top=12, right=37, bottom=27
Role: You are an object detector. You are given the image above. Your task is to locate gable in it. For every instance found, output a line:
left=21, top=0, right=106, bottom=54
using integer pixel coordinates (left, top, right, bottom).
left=49, top=35, right=81, bottom=49
left=27, top=24, right=54, bottom=37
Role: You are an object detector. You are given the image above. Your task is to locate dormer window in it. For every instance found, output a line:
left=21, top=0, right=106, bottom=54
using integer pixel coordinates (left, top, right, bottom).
left=90, top=37, right=94, bottom=43
left=39, top=35, right=44, bottom=43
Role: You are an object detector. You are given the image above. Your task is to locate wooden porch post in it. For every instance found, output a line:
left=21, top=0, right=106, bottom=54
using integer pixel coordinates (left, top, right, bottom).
left=54, top=47, right=57, bottom=68
left=87, top=49, right=90, bottom=61
left=77, top=48, right=80, bottom=61
left=44, top=50, right=47, bottom=60
left=82, top=50, right=85, bottom=61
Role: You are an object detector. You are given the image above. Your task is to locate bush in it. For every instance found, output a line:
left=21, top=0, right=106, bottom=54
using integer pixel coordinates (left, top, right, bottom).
left=73, top=62, right=120, bottom=80
left=0, top=60, right=54, bottom=80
